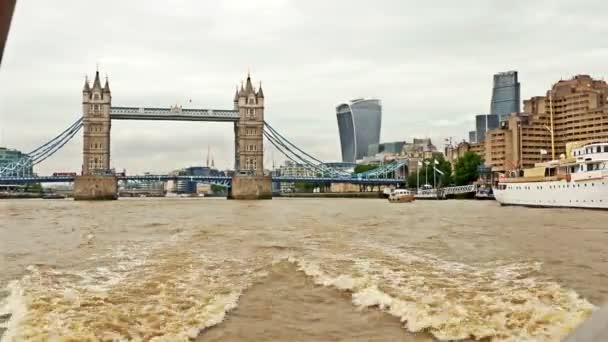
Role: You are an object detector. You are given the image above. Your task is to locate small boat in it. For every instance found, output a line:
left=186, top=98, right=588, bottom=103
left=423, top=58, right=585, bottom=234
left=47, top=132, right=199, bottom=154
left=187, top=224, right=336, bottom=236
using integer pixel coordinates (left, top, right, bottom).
left=388, top=189, right=415, bottom=203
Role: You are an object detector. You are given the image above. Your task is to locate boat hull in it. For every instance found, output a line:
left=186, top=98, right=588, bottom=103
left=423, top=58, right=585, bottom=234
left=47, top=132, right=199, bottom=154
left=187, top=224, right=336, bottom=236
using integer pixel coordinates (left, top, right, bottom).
left=494, top=179, right=608, bottom=209
left=388, top=195, right=415, bottom=203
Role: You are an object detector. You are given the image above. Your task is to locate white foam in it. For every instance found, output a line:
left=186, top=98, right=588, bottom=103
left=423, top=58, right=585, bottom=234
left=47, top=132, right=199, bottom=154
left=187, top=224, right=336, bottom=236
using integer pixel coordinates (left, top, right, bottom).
left=0, top=281, right=28, bottom=342
left=282, top=252, right=595, bottom=341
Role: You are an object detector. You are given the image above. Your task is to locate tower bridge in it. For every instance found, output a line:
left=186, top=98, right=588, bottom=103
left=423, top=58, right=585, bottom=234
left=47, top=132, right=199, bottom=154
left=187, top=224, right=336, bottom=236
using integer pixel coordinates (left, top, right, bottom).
left=0, top=69, right=409, bottom=198
left=78, top=70, right=269, bottom=200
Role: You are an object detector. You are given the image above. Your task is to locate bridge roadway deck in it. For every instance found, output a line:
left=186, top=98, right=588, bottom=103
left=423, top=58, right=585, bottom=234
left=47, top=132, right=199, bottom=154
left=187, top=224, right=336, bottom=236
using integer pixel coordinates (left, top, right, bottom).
left=109, top=106, right=239, bottom=122
left=0, top=175, right=406, bottom=185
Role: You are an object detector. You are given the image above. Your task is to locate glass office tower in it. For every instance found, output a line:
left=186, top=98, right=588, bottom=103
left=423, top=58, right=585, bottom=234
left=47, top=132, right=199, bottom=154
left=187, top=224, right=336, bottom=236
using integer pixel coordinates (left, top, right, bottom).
left=491, top=71, right=521, bottom=121
left=475, top=114, right=499, bottom=143
left=469, top=131, right=477, bottom=143
left=336, top=99, right=382, bottom=163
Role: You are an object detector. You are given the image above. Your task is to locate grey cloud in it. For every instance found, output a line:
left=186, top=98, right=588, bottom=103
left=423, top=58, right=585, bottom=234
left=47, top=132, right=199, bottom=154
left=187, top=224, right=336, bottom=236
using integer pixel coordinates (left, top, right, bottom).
left=1, top=0, right=607, bottom=174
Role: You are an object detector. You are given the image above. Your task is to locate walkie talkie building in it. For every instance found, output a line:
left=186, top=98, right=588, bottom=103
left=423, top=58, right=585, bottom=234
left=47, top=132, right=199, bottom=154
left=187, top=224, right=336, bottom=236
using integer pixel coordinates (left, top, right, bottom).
left=336, top=99, right=382, bottom=163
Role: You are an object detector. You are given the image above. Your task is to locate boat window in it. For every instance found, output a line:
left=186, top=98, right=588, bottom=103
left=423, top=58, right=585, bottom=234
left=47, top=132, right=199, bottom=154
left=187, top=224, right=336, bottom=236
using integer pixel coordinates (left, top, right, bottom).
left=604, top=146, right=608, bottom=152
left=597, top=146, right=602, bottom=153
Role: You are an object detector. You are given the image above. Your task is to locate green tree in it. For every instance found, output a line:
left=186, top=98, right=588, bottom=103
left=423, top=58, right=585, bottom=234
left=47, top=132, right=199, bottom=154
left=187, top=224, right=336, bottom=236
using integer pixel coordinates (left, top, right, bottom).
left=24, top=183, right=43, bottom=193
left=453, top=151, right=483, bottom=185
left=211, top=184, right=227, bottom=194
left=354, top=164, right=378, bottom=174
left=294, top=182, right=323, bottom=192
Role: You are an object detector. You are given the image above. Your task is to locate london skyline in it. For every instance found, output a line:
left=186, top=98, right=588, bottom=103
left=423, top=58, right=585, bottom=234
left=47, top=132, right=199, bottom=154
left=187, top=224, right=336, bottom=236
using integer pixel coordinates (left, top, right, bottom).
left=1, top=0, right=607, bottom=174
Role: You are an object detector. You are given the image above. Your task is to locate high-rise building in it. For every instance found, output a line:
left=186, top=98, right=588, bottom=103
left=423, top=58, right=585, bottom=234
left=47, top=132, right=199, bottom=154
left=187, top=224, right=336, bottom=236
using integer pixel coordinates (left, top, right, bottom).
left=336, top=99, right=382, bottom=163
left=469, top=131, right=477, bottom=143
left=484, top=75, right=608, bottom=172
left=367, top=141, right=406, bottom=157
left=491, top=71, right=521, bottom=121
left=475, top=114, right=499, bottom=142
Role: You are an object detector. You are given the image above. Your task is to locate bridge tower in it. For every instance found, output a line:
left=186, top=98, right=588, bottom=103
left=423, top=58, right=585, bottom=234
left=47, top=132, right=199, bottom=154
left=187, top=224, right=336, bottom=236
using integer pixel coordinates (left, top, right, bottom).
left=74, top=70, right=117, bottom=200
left=81, top=70, right=112, bottom=175
left=235, top=73, right=264, bottom=175
left=230, top=73, right=272, bottom=199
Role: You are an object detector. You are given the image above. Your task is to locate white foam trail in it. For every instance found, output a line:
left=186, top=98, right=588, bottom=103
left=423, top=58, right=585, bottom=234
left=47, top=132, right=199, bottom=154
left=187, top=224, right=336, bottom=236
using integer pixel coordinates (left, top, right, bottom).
left=282, top=252, right=595, bottom=342
left=0, top=281, right=27, bottom=342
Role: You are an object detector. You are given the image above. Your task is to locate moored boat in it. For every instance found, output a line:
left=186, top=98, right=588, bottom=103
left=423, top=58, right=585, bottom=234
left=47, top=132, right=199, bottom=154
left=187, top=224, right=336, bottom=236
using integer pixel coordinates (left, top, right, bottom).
left=388, top=189, right=415, bottom=203
left=493, top=142, right=608, bottom=209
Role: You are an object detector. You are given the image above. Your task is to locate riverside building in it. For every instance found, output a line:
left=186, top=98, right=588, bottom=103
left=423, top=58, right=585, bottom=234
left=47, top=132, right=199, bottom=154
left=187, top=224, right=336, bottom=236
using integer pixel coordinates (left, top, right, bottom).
left=484, top=75, right=608, bottom=173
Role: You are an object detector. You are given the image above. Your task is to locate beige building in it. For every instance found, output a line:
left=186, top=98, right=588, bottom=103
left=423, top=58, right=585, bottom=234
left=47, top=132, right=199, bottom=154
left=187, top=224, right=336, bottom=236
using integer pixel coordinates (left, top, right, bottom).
left=484, top=75, right=608, bottom=173
left=445, top=141, right=483, bottom=166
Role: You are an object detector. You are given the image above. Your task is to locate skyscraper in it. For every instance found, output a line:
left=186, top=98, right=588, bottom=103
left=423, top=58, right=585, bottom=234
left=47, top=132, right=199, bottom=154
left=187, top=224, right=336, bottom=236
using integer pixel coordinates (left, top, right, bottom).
left=468, top=131, right=477, bottom=143
left=491, top=71, right=521, bottom=121
left=336, top=99, right=382, bottom=162
left=475, top=114, right=499, bottom=143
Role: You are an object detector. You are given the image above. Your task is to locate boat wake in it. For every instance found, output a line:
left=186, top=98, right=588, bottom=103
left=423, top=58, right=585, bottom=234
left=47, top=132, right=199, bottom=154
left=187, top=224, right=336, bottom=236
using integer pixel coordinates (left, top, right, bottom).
left=0, top=242, right=595, bottom=341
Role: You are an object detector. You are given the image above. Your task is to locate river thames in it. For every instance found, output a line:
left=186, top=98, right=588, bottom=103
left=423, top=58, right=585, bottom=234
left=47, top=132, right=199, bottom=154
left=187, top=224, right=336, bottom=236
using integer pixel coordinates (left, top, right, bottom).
left=1, top=198, right=606, bottom=341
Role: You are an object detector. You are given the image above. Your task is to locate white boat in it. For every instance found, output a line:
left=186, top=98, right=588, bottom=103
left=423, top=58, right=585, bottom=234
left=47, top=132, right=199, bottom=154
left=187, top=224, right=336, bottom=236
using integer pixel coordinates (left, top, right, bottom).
left=493, top=142, right=608, bottom=209
left=388, top=189, right=416, bottom=203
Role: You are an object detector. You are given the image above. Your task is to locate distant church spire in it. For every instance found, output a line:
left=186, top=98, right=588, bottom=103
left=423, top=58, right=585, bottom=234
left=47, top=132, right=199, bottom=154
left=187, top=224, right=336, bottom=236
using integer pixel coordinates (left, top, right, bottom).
left=206, top=146, right=210, bottom=167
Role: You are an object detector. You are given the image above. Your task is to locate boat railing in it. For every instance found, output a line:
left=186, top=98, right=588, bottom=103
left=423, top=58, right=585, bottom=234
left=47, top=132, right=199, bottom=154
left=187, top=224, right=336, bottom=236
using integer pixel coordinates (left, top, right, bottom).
left=500, top=176, right=561, bottom=183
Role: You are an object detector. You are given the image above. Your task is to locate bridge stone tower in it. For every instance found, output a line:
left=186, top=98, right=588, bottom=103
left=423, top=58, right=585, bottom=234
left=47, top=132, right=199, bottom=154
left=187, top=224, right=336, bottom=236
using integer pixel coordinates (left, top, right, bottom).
left=74, top=70, right=117, bottom=200
left=235, top=74, right=264, bottom=175
left=81, top=70, right=112, bottom=175
left=230, top=73, right=272, bottom=199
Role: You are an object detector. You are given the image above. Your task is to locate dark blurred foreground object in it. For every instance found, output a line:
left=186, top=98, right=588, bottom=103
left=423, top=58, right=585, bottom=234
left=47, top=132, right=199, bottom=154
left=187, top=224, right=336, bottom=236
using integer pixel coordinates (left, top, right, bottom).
left=565, top=306, right=608, bottom=341
left=0, top=0, right=16, bottom=65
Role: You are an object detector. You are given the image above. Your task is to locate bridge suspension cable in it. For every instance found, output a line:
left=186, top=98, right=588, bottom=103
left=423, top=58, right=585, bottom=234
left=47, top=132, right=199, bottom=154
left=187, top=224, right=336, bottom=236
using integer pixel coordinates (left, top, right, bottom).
left=263, top=121, right=349, bottom=177
left=0, top=117, right=83, bottom=177
left=263, top=130, right=332, bottom=176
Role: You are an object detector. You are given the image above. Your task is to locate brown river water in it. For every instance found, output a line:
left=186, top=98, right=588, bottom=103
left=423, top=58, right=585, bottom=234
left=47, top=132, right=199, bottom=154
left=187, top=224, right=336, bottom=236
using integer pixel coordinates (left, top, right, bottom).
left=0, top=198, right=607, bottom=341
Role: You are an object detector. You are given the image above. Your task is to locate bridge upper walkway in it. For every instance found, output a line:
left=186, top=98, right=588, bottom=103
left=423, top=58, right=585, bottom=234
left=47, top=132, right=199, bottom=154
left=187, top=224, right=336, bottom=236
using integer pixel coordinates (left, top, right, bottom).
left=109, top=106, right=239, bottom=122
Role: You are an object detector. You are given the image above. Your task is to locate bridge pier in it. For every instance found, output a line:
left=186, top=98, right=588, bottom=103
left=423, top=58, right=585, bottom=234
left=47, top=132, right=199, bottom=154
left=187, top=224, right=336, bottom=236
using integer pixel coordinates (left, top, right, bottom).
left=228, top=175, right=272, bottom=200
left=73, top=175, right=118, bottom=200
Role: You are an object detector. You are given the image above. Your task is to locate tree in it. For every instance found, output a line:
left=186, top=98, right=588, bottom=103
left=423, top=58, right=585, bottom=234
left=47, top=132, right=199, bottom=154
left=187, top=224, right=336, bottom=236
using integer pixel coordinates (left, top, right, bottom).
left=406, top=155, right=452, bottom=188
left=24, top=183, right=43, bottom=193
left=453, top=151, right=483, bottom=185
left=354, top=164, right=379, bottom=174
left=211, top=184, right=227, bottom=195
left=294, top=182, right=323, bottom=192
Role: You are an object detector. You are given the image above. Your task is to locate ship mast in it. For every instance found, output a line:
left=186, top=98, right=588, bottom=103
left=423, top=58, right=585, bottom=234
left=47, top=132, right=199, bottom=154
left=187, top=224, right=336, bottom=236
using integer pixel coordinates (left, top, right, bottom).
left=549, top=89, right=556, bottom=160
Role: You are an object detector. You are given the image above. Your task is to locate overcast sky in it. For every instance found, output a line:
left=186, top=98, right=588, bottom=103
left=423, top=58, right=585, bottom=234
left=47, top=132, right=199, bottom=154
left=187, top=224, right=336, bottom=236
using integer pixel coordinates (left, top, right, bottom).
left=1, top=0, right=607, bottom=174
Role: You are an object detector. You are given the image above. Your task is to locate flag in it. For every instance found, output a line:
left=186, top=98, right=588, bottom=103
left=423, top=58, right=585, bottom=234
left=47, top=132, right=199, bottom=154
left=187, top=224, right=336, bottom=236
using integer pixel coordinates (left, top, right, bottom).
left=434, top=167, right=445, bottom=175
left=434, top=159, right=439, bottom=165
left=540, top=149, right=548, bottom=155
left=424, top=161, right=430, bottom=165
left=417, top=161, right=423, bottom=167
